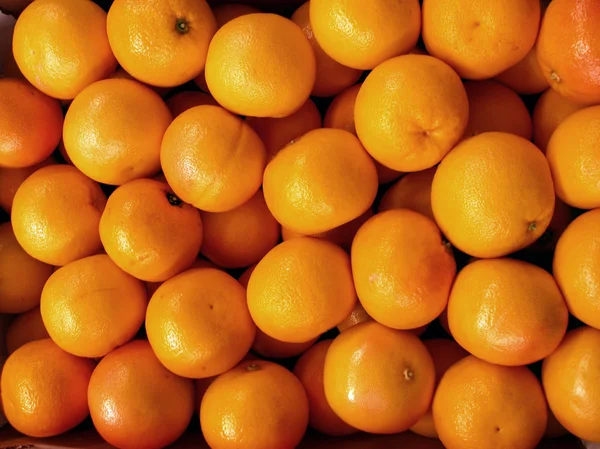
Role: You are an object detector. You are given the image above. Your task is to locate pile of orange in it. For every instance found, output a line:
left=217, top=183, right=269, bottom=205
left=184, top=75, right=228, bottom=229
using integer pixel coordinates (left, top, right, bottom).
left=1, top=0, right=600, bottom=448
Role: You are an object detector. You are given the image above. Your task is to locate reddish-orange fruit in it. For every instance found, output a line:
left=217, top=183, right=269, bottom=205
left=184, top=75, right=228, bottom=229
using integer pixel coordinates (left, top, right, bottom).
left=494, top=46, right=549, bottom=95
left=336, top=302, right=373, bottom=333
left=0, top=156, right=56, bottom=213
left=379, top=168, right=436, bottom=222
left=166, top=90, right=218, bottom=118
left=237, top=263, right=256, bottom=289
left=252, top=329, right=317, bottom=360
left=201, top=360, right=309, bottom=449
left=0, top=78, right=62, bottom=168
left=211, top=3, right=260, bottom=27
left=5, top=307, right=49, bottom=354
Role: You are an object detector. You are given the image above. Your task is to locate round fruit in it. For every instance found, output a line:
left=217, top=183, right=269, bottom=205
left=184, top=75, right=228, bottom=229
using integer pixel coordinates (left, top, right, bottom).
left=146, top=268, right=256, bottom=378
left=323, top=321, right=435, bottom=434
left=252, top=329, right=317, bottom=360
left=542, top=326, right=600, bottom=442
left=63, top=78, right=172, bottom=185
left=0, top=78, right=62, bottom=168
left=448, top=258, right=568, bottom=366
left=0, top=339, right=94, bottom=437
left=309, top=0, right=421, bottom=70
left=433, top=356, right=547, bottom=449
left=107, top=0, right=217, bottom=87
left=166, top=90, right=218, bottom=118
left=12, top=0, right=117, bottom=99
left=161, top=105, right=266, bottom=212
left=88, top=340, right=195, bottom=449
left=205, top=13, right=315, bottom=118
left=0, top=156, right=56, bottom=213
left=212, top=3, right=260, bottom=27
left=11, top=164, right=107, bottom=266
left=351, top=210, right=456, bottom=330
left=378, top=168, right=436, bottom=222
left=5, top=307, right=49, bottom=354
left=431, top=132, right=555, bottom=258
left=336, top=302, right=373, bottom=333
left=355, top=54, right=469, bottom=172
left=494, top=46, right=549, bottom=95
left=526, top=197, right=573, bottom=255
left=263, top=128, right=377, bottom=235
left=422, top=0, right=540, bottom=79
left=247, top=237, right=356, bottom=343
left=201, top=360, right=309, bottom=449
left=99, top=178, right=203, bottom=283
left=144, top=258, right=218, bottom=298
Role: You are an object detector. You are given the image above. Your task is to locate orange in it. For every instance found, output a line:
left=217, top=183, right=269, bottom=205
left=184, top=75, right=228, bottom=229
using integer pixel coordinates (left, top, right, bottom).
left=323, top=321, right=435, bottom=434
left=422, top=0, right=540, bottom=80
left=99, top=178, right=203, bottom=282
left=88, top=340, right=194, bottom=449
left=355, top=55, right=469, bottom=172
left=448, top=258, right=568, bottom=366
left=379, top=168, right=436, bottom=222
left=336, top=302, right=372, bottom=333
left=109, top=67, right=171, bottom=98
left=0, top=339, right=94, bottom=437
left=553, top=208, right=600, bottom=329
left=107, top=0, right=216, bottom=87
left=199, top=190, right=280, bottom=269
left=462, top=80, right=532, bottom=140
left=410, top=339, right=469, bottom=439
left=0, top=78, right=62, bottom=168
left=12, top=0, right=117, bottom=99
left=166, top=90, right=218, bottom=118
left=211, top=3, right=260, bottom=28
left=542, top=326, right=600, bottom=442
left=5, top=307, right=49, bottom=355
left=247, top=237, right=356, bottom=343
left=161, top=105, right=267, bottom=212
left=532, top=88, right=587, bottom=153
left=146, top=268, right=256, bottom=378
left=0, top=222, right=53, bottom=314
left=536, top=0, right=600, bottom=105
left=40, top=254, right=147, bottom=358
left=246, top=99, right=322, bottom=160
left=432, top=356, right=547, bottom=449
left=494, top=46, right=549, bottom=95
left=291, top=2, right=362, bottom=97
left=263, top=128, right=377, bottom=235
left=547, top=106, right=600, bottom=209
left=431, top=132, right=555, bottom=258
left=309, top=0, right=421, bottom=70
left=0, top=155, right=56, bottom=213
left=63, top=79, right=172, bottom=185
left=351, top=210, right=456, bottom=330
left=11, top=164, right=107, bottom=266
left=145, top=257, right=217, bottom=298
left=205, top=13, right=315, bottom=118
left=294, top=340, right=357, bottom=436
left=201, top=360, right=309, bottom=449
left=237, top=264, right=256, bottom=289
left=526, top=197, right=573, bottom=255
left=251, top=329, right=317, bottom=360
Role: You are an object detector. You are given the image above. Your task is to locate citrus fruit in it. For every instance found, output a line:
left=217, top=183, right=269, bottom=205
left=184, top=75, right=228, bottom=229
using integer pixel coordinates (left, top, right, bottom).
left=237, top=264, right=256, bottom=288
left=5, top=307, right=49, bottom=355
left=526, top=197, right=573, bottom=255
left=494, top=46, right=549, bottom=95
left=165, top=90, right=218, bottom=118
left=0, top=156, right=56, bottom=213
left=109, top=66, right=171, bottom=97
left=355, top=54, right=469, bottom=172
left=263, top=128, right=377, bottom=235
left=251, top=329, right=317, bottom=360
left=144, top=258, right=217, bottom=298
left=378, top=168, right=436, bottom=222
left=211, top=3, right=260, bottom=27
left=351, top=209, right=456, bottom=330
left=336, top=302, right=372, bottom=333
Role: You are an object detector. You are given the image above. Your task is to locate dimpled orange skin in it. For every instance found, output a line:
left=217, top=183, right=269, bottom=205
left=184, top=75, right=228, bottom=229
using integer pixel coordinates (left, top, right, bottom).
left=355, top=55, right=469, bottom=173
left=5, top=307, right=50, bottom=354
left=99, top=178, right=203, bottom=283
left=161, top=105, right=267, bottom=213
left=293, top=340, right=357, bottom=437
left=462, top=80, right=533, bottom=140
left=526, top=197, right=573, bottom=255
left=309, top=0, right=421, bottom=71
left=201, top=360, right=309, bottom=449
left=145, top=258, right=218, bottom=298
left=553, top=209, right=600, bottom=329
left=410, top=339, right=469, bottom=439
left=336, top=302, right=373, bottom=333
left=12, top=0, right=117, bottom=100
left=351, top=210, right=456, bottom=330
left=0, top=222, right=53, bottom=314
left=63, top=79, right=172, bottom=186
left=379, top=168, right=436, bottom=222
left=40, top=254, right=147, bottom=358
left=323, top=321, right=435, bottom=434
left=546, top=106, right=600, bottom=209
left=165, top=90, right=218, bottom=118
left=246, top=99, right=322, bottom=161
left=146, top=268, right=256, bottom=378
left=109, top=67, right=171, bottom=98
left=431, top=132, right=555, bottom=258
left=263, top=128, right=377, bottom=235
left=247, top=237, right=357, bottom=343
left=533, top=88, right=587, bottom=153
left=291, top=2, right=362, bottom=97
left=450, top=259, right=568, bottom=366
left=107, top=0, right=217, bottom=88
left=433, top=356, right=547, bottom=449
left=0, top=156, right=56, bottom=213
left=536, top=0, right=600, bottom=105
left=199, top=190, right=280, bottom=269
left=422, top=0, right=540, bottom=80
left=0, top=339, right=95, bottom=437
left=11, top=164, right=107, bottom=266
left=494, top=46, right=549, bottom=95
left=543, top=326, right=600, bottom=442
left=251, top=329, right=318, bottom=360
left=205, top=13, right=315, bottom=118
left=0, top=79, right=62, bottom=168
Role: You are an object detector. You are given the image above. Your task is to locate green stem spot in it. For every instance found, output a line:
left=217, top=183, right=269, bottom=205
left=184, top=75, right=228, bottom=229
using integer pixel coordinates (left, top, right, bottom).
left=166, top=192, right=183, bottom=207
left=176, top=18, right=190, bottom=35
